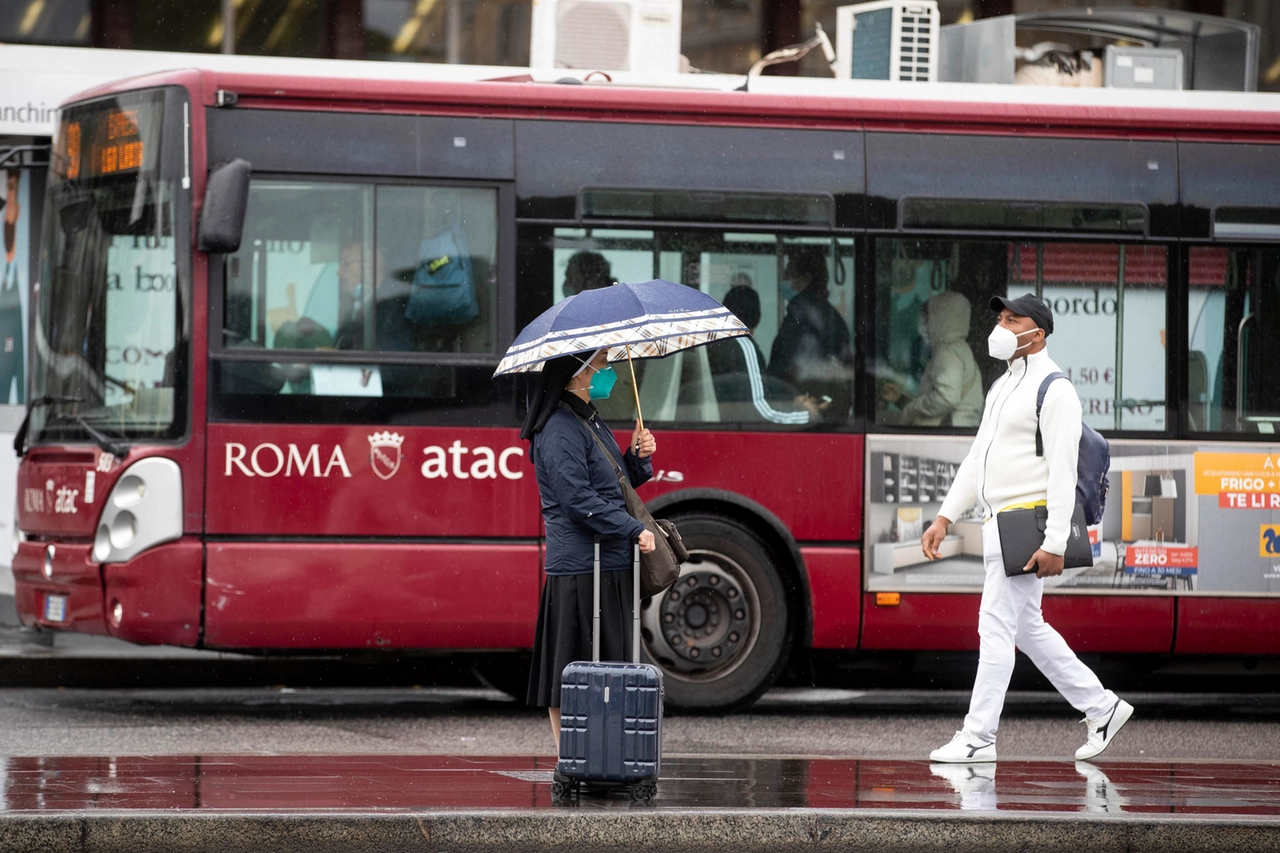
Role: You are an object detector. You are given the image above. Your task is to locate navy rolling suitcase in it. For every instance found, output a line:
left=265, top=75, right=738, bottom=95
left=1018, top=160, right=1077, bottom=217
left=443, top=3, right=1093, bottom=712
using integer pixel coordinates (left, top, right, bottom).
left=553, top=540, right=663, bottom=802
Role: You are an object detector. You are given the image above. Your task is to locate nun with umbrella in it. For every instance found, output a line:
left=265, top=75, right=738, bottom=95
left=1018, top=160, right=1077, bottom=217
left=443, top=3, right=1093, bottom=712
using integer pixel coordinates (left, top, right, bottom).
left=496, top=280, right=748, bottom=749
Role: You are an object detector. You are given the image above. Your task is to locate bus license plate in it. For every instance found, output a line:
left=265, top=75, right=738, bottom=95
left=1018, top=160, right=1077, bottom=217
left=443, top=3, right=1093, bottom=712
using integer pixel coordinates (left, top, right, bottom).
left=43, top=594, right=67, bottom=623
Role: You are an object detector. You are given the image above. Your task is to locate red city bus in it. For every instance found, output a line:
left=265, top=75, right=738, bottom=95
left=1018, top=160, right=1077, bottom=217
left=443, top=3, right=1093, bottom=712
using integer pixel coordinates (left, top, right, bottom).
left=14, top=66, right=1280, bottom=710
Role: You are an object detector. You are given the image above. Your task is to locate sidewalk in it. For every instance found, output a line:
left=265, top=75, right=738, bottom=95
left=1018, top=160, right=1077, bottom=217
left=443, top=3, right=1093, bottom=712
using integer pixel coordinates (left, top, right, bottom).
left=1, top=754, right=1278, bottom=852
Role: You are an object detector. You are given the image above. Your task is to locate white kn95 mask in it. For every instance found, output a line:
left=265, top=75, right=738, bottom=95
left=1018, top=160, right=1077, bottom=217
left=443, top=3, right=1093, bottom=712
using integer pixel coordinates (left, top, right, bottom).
left=987, top=325, right=1038, bottom=360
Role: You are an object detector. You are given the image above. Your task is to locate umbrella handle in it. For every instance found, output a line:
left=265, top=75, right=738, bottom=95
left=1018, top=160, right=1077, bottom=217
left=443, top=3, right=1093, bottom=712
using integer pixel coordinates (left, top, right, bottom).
left=626, top=346, right=644, bottom=440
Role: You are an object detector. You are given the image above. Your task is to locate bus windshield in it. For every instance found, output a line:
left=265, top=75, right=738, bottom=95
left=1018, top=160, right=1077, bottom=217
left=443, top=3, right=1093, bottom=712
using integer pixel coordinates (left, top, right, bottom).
left=32, top=88, right=185, bottom=445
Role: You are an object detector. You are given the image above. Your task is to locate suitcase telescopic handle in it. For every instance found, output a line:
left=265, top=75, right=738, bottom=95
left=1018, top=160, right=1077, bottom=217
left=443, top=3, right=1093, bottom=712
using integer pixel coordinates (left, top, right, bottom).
left=592, top=536, right=643, bottom=665
left=632, top=540, right=641, bottom=665
left=593, top=539, right=601, bottom=663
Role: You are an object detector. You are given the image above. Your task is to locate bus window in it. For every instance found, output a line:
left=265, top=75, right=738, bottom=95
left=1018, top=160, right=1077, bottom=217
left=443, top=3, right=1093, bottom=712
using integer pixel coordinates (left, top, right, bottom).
left=873, top=239, right=1168, bottom=432
left=375, top=185, right=498, bottom=356
left=1188, top=245, right=1280, bottom=434
left=519, top=226, right=855, bottom=428
left=220, top=179, right=498, bottom=399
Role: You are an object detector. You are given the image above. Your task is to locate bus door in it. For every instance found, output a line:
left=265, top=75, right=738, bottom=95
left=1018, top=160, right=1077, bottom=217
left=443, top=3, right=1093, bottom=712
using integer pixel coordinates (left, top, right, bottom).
left=1178, top=138, right=1280, bottom=656
left=1213, top=243, right=1280, bottom=434
left=1182, top=239, right=1280, bottom=656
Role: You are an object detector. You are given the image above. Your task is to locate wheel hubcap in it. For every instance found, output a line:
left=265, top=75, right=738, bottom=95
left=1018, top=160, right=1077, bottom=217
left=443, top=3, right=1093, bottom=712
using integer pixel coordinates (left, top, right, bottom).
left=642, top=549, right=761, bottom=682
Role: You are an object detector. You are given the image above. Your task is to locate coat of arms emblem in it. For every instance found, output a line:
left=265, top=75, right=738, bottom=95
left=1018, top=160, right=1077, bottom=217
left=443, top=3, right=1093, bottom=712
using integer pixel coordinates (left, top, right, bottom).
left=368, top=431, right=405, bottom=480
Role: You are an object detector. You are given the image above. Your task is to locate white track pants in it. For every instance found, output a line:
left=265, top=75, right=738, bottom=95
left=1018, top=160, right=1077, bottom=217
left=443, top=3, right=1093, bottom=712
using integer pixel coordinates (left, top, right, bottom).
left=962, top=521, right=1117, bottom=743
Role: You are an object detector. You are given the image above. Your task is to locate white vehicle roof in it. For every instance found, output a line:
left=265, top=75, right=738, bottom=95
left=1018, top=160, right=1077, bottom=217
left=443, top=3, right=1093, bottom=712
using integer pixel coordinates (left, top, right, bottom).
left=3, top=42, right=1279, bottom=138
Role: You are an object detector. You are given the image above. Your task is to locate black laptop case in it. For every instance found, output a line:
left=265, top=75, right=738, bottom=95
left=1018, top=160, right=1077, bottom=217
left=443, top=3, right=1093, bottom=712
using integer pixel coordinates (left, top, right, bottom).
left=997, top=504, right=1094, bottom=576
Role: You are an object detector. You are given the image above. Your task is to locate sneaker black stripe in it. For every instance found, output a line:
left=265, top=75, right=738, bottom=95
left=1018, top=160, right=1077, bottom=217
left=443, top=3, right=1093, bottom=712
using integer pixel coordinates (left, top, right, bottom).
left=1096, top=701, right=1120, bottom=740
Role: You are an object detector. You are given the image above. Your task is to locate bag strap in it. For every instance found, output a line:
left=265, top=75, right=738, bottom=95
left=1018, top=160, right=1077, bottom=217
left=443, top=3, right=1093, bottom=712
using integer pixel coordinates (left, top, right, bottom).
left=1035, top=372, right=1068, bottom=457
left=582, top=414, right=642, bottom=665
left=566, top=404, right=628, bottom=484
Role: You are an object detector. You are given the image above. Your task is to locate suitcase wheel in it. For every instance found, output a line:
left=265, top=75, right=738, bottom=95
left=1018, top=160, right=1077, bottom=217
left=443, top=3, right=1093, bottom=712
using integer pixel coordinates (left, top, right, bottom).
left=630, top=780, right=657, bottom=802
left=551, top=771, right=578, bottom=802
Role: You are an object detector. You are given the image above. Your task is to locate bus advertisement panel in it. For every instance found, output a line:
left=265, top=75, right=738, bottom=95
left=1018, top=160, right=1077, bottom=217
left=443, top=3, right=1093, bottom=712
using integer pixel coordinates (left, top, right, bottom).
left=867, top=437, right=1280, bottom=597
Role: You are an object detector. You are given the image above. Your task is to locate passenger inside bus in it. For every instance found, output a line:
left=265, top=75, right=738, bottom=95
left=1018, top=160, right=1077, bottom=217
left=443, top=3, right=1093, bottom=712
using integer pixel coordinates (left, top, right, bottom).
left=878, top=291, right=983, bottom=428
left=562, top=250, right=613, bottom=296
left=268, top=239, right=369, bottom=395
left=768, top=245, right=854, bottom=422
left=705, top=283, right=819, bottom=425
left=707, top=281, right=766, bottom=371
left=222, top=291, right=287, bottom=395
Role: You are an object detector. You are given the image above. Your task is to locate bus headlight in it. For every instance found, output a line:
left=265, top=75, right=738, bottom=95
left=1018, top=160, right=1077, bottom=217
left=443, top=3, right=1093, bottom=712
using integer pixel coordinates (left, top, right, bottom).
left=93, top=458, right=183, bottom=564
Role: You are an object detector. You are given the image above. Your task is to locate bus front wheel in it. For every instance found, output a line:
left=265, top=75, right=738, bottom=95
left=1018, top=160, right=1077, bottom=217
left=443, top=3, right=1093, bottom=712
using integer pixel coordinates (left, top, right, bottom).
left=641, top=514, right=792, bottom=712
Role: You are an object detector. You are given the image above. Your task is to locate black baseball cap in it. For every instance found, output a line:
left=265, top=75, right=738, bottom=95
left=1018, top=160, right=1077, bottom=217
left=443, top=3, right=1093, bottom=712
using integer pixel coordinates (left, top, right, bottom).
left=990, top=294, right=1053, bottom=336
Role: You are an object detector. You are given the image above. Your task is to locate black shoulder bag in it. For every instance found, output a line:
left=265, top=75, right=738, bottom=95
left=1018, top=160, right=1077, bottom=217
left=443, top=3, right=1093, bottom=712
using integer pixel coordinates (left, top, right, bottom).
left=570, top=409, right=685, bottom=598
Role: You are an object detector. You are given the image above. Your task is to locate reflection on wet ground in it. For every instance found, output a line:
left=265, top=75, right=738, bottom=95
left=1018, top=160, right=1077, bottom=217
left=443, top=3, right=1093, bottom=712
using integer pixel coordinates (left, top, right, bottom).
left=3, top=755, right=1279, bottom=816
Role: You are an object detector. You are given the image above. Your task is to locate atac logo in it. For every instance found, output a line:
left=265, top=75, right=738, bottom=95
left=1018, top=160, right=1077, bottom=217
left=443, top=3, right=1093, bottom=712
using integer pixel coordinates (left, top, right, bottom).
left=368, top=431, right=405, bottom=480
left=1261, top=525, right=1280, bottom=558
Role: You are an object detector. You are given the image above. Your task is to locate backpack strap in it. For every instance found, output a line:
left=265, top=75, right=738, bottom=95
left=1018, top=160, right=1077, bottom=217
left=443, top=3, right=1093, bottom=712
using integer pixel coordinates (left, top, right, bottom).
left=1035, top=372, right=1068, bottom=458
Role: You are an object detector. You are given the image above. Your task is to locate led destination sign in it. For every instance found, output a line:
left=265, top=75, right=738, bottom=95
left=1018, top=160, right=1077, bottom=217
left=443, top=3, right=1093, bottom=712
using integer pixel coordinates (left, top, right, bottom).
left=61, top=97, right=158, bottom=181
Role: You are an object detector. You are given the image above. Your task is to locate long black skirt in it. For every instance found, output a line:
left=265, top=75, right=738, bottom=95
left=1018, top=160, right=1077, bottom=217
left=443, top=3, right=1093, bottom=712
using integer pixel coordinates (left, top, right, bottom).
left=526, top=568, right=635, bottom=708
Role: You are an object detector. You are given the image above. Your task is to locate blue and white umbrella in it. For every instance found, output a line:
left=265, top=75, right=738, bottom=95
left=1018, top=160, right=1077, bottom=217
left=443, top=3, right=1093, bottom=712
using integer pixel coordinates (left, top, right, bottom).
left=493, top=279, right=750, bottom=376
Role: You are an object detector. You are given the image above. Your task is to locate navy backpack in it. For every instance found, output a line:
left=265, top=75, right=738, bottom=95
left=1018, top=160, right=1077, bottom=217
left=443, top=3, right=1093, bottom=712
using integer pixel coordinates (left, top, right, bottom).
left=406, top=228, right=479, bottom=326
left=1035, top=373, right=1111, bottom=526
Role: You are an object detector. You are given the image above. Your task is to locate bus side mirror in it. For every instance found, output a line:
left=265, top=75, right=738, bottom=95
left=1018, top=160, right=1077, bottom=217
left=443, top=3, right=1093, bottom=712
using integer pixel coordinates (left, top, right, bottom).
left=198, top=158, right=251, bottom=253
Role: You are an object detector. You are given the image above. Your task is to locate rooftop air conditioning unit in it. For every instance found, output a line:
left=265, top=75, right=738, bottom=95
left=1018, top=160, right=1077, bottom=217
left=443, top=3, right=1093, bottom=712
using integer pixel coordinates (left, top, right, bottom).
left=835, top=0, right=939, bottom=82
left=1104, top=46, right=1184, bottom=90
left=530, top=0, right=682, bottom=73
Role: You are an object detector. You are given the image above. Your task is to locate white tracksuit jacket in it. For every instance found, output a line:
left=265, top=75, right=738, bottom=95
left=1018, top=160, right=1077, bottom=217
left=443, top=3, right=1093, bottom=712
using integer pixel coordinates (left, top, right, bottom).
left=938, top=348, right=1082, bottom=555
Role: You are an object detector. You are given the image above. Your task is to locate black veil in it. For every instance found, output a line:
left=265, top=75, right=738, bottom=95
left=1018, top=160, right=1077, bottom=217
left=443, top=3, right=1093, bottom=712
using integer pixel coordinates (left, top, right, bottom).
left=518, top=354, right=583, bottom=441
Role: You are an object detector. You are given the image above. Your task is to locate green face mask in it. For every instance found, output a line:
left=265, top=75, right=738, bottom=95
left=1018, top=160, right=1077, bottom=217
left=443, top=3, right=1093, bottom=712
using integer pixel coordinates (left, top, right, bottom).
left=588, top=365, right=618, bottom=400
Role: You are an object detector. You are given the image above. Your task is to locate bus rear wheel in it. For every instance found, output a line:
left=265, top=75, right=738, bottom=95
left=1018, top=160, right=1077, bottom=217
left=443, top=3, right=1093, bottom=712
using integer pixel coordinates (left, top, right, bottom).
left=641, top=514, right=791, bottom=712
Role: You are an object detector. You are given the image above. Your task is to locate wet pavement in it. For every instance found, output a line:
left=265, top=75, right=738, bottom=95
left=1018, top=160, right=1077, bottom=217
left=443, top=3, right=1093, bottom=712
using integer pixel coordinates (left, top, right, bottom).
left=3, top=753, right=1278, bottom=816
left=3, top=685, right=1280, bottom=850
left=5, top=686, right=1280, bottom=761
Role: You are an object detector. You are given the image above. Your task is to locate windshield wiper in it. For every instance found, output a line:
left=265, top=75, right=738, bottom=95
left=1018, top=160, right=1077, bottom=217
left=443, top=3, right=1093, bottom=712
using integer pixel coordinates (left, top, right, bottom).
left=13, top=395, right=84, bottom=457
left=46, top=412, right=131, bottom=459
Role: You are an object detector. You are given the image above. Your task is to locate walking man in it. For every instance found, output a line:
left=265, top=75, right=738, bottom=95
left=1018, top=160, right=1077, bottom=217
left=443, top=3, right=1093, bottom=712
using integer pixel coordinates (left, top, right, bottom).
left=922, top=294, right=1133, bottom=764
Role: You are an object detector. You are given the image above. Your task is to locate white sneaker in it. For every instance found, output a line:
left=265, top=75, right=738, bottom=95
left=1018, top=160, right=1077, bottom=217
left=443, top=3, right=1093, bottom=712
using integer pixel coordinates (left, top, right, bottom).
left=1075, top=699, right=1134, bottom=761
left=929, top=730, right=996, bottom=763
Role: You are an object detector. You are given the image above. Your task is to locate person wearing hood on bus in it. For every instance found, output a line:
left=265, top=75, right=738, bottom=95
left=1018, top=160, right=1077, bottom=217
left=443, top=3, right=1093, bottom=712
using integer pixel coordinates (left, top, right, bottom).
left=880, top=291, right=984, bottom=427
left=521, top=349, right=657, bottom=749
